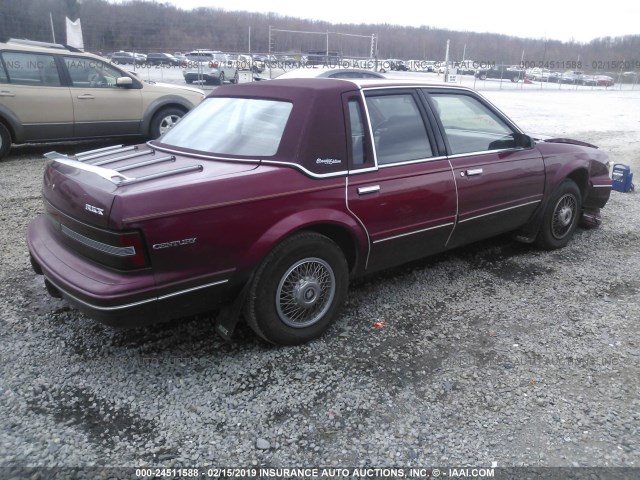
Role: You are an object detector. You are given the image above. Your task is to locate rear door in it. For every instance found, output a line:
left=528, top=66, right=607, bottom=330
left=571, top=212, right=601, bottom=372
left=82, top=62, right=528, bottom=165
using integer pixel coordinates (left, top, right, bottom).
left=0, top=50, right=73, bottom=141
left=423, top=90, right=545, bottom=248
left=345, top=89, right=457, bottom=273
left=62, top=56, right=143, bottom=137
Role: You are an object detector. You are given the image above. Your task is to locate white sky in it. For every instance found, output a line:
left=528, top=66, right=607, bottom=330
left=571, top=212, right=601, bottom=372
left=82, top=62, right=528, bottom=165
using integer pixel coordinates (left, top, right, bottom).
left=156, top=0, right=640, bottom=43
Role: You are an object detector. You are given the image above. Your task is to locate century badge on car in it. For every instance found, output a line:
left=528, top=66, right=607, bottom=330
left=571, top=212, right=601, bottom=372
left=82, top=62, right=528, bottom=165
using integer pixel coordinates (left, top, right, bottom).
left=27, top=78, right=612, bottom=345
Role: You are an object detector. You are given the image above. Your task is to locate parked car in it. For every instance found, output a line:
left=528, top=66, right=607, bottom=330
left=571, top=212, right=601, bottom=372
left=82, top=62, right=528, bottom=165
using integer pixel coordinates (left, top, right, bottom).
left=582, top=75, right=615, bottom=87
left=111, top=51, right=145, bottom=65
left=0, top=38, right=205, bottom=160
left=173, top=52, right=188, bottom=63
left=183, top=50, right=239, bottom=85
left=276, top=68, right=384, bottom=79
left=27, top=78, right=612, bottom=345
left=560, top=71, right=586, bottom=84
left=237, top=54, right=264, bottom=73
left=547, top=71, right=562, bottom=83
left=388, top=59, right=409, bottom=71
left=475, top=65, right=524, bottom=82
left=526, top=68, right=552, bottom=81
left=146, top=53, right=182, bottom=66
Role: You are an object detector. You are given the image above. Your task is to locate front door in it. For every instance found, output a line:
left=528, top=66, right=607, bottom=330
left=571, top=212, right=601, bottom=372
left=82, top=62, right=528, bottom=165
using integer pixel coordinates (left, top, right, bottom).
left=63, top=56, right=142, bottom=137
left=424, top=91, right=545, bottom=248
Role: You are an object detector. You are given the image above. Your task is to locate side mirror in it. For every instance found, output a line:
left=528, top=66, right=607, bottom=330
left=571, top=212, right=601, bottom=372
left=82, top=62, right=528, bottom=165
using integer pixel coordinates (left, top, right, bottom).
left=116, top=76, right=133, bottom=88
left=513, top=132, right=533, bottom=148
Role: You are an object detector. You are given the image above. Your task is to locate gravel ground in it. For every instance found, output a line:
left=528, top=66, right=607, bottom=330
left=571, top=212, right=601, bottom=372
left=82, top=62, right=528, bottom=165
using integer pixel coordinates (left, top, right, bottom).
left=0, top=86, right=639, bottom=472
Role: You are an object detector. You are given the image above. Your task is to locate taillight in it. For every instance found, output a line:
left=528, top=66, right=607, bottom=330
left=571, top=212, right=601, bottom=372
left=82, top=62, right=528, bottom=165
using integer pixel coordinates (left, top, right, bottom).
left=45, top=203, right=150, bottom=271
left=117, top=231, right=149, bottom=270
left=54, top=219, right=149, bottom=271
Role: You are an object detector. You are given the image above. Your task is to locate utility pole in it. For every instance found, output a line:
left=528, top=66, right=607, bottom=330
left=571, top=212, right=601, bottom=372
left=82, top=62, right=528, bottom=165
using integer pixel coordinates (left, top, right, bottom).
left=50, top=12, right=56, bottom=43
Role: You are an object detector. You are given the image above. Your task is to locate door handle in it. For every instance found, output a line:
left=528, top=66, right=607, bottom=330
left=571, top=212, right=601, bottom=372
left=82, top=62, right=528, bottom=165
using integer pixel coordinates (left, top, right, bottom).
left=357, top=185, right=380, bottom=195
left=465, top=168, right=483, bottom=176
left=77, top=94, right=95, bottom=99
left=0, top=91, right=15, bottom=97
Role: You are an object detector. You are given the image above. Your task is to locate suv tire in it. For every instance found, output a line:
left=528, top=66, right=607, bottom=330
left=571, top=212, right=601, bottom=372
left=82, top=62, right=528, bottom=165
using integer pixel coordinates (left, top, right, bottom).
left=0, top=123, right=11, bottom=161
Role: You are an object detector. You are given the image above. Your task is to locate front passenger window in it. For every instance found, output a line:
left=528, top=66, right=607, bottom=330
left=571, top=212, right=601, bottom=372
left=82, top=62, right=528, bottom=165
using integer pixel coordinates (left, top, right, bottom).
left=429, top=93, right=516, bottom=155
left=64, top=57, right=121, bottom=88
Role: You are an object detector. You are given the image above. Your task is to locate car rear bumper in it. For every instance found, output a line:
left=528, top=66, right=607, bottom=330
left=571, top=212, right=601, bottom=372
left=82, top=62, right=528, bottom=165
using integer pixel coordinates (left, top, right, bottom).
left=27, top=215, right=232, bottom=327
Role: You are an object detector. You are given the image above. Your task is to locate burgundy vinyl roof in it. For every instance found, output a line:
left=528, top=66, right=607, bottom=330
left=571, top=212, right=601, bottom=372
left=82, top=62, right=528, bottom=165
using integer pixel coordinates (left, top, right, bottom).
left=204, top=79, right=470, bottom=176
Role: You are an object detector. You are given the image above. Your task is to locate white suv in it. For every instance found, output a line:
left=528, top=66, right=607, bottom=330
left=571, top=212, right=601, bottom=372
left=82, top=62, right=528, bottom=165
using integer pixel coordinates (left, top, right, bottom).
left=183, top=50, right=239, bottom=85
left=0, top=39, right=205, bottom=160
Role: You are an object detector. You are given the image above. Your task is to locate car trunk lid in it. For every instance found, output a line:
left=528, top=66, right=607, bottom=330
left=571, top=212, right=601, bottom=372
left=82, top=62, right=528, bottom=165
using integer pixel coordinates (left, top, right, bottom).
left=43, top=143, right=257, bottom=229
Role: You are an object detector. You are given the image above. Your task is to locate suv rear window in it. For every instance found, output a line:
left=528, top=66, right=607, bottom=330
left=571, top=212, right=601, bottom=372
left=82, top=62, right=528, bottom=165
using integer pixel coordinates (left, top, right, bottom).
left=159, top=97, right=293, bottom=156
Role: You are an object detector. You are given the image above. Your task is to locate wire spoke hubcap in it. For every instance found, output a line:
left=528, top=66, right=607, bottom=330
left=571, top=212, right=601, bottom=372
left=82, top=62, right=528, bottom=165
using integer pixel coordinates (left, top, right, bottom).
left=552, top=194, right=577, bottom=239
left=276, top=258, right=335, bottom=328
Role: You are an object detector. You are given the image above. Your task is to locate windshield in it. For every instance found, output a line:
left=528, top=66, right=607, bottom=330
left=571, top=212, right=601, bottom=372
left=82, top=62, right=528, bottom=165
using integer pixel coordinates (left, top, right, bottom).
left=158, top=97, right=293, bottom=156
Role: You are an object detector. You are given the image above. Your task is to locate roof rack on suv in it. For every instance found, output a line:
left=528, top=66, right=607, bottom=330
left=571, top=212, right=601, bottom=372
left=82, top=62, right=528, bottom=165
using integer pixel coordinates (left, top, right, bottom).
left=4, top=38, right=83, bottom=53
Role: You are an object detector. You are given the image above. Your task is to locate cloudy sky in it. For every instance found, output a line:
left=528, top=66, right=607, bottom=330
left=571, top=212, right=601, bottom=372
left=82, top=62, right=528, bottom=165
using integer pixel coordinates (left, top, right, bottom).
left=154, top=0, right=639, bottom=43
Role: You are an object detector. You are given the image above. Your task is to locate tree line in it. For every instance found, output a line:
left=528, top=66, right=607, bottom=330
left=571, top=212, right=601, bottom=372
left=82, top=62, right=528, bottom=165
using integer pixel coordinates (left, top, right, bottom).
left=1, top=0, right=639, bottom=72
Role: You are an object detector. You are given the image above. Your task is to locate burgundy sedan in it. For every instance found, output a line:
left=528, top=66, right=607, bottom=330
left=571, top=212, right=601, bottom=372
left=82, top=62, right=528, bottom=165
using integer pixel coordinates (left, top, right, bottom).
left=27, top=79, right=612, bottom=345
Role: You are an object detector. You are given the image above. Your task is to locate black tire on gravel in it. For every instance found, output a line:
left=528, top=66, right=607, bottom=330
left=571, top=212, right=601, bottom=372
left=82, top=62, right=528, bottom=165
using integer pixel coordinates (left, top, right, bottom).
left=244, top=232, right=349, bottom=345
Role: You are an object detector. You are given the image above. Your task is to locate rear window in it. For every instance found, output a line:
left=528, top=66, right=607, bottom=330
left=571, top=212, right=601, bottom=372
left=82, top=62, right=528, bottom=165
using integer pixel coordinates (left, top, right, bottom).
left=159, top=97, right=293, bottom=157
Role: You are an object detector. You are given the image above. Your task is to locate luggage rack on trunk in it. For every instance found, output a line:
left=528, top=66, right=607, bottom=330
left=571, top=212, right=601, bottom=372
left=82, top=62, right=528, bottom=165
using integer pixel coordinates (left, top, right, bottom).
left=44, top=145, right=203, bottom=186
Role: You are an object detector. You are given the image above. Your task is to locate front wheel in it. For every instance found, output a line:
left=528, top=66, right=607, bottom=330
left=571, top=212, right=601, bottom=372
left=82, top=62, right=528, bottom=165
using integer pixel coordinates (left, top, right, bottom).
left=244, top=232, right=349, bottom=345
left=535, top=179, right=582, bottom=249
left=149, top=107, right=185, bottom=139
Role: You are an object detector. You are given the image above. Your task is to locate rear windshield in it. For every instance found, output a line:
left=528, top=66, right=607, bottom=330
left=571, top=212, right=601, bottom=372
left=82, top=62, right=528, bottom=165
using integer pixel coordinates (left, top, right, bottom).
left=159, top=97, right=293, bottom=156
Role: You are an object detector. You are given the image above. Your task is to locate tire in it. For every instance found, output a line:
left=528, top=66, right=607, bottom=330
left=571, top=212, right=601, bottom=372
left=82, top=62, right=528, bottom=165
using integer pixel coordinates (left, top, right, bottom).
left=479, top=73, right=487, bottom=80
left=217, top=71, right=225, bottom=85
left=0, top=123, right=11, bottom=161
left=149, top=107, right=185, bottom=139
left=244, top=232, right=349, bottom=345
left=185, top=77, right=194, bottom=84
left=535, top=179, right=582, bottom=249
left=231, top=70, right=239, bottom=84
left=512, top=75, right=520, bottom=83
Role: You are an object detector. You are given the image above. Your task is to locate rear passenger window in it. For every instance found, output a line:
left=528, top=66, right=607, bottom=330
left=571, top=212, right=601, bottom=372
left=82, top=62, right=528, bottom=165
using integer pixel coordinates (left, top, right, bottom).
left=429, top=93, right=516, bottom=154
left=365, top=94, right=432, bottom=165
left=2, top=52, right=61, bottom=86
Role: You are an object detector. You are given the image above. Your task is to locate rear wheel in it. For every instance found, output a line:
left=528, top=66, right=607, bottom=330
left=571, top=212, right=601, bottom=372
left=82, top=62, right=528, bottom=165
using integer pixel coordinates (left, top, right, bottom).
left=149, top=107, right=185, bottom=139
left=244, top=232, right=349, bottom=345
left=535, top=179, right=582, bottom=249
left=217, top=71, right=225, bottom=85
left=479, top=73, right=487, bottom=80
left=0, top=123, right=11, bottom=161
